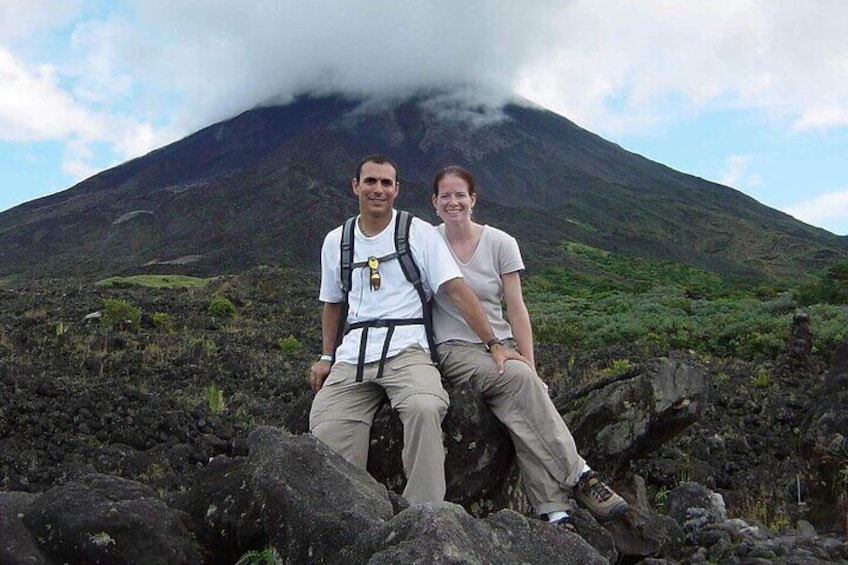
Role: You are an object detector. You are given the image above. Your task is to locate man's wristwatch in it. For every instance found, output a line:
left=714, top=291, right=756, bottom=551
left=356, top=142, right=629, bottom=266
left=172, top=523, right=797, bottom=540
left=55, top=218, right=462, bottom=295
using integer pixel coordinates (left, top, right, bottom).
left=484, top=338, right=503, bottom=352
left=318, top=354, right=333, bottom=363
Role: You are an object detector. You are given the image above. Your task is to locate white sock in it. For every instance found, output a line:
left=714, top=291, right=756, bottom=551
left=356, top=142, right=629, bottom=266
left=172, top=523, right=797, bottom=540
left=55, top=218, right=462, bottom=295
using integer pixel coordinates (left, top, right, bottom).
left=580, top=463, right=592, bottom=478
left=547, top=510, right=569, bottom=523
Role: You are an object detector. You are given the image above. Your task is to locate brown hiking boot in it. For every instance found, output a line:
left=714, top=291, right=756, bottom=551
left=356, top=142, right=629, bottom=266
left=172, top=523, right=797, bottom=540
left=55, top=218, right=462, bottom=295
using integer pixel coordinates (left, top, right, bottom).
left=574, top=470, right=629, bottom=521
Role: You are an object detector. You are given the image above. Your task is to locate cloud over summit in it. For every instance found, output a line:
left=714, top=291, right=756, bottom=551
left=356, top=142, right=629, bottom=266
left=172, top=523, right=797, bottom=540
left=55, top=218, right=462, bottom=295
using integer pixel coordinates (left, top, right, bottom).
left=2, top=1, right=848, bottom=233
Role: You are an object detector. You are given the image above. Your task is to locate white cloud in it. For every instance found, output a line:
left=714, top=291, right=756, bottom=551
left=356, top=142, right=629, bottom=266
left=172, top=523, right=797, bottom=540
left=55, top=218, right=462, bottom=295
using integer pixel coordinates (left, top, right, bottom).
left=0, top=46, right=164, bottom=180
left=0, top=16, right=172, bottom=184
left=516, top=1, right=848, bottom=136
left=0, top=46, right=94, bottom=141
left=7, top=1, right=848, bottom=144
left=0, top=0, right=81, bottom=42
left=61, top=138, right=97, bottom=180
left=717, top=154, right=763, bottom=192
left=2, top=0, right=848, bottom=207
left=785, top=191, right=848, bottom=235
left=719, top=155, right=751, bottom=188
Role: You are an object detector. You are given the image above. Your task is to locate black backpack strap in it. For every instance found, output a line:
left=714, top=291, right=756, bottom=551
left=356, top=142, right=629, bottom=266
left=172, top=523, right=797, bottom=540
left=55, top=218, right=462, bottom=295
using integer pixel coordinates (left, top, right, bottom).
left=334, top=217, right=357, bottom=362
left=340, top=217, right=356, bottom=293
left=346, top=318, right=425, bottom=381
left=394, top=211, right=439, bottom=366
left=351, top=252, right=398, bottom=269
left=335, top=211, right=440, bottom=377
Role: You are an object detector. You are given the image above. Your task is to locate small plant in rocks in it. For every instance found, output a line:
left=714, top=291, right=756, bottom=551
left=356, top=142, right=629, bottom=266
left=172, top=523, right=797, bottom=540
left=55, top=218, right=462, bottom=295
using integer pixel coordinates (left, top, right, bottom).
left=236, top=547, right=279, bottom=565
left=206, top=383, right=225, bottom=415
left=278, top=335, right=303, bottom=358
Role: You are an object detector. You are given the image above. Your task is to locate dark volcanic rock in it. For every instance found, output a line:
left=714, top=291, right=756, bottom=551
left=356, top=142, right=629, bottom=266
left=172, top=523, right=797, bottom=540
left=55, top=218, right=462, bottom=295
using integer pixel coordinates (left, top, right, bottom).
left=2, top=274, right=848, bottom=563
left=20, top=474, right=202, bottom=565
left=248, top=427, right=395, bottom=563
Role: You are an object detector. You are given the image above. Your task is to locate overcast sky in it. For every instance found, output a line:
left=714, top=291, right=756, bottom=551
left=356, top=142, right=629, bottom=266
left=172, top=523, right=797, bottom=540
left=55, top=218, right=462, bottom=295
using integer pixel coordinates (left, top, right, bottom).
left=1, top=0, right=847, bottom=235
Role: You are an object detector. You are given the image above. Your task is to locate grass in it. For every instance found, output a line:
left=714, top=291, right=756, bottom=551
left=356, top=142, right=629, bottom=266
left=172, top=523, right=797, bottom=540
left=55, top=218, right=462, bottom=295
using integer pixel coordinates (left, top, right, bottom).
left=95, top=274, right=214, bottom=289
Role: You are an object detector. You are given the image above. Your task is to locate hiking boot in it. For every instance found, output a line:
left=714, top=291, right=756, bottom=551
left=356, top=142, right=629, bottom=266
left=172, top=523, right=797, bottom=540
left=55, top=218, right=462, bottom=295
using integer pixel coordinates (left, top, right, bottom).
left=574, top=470, right=629, bottom=521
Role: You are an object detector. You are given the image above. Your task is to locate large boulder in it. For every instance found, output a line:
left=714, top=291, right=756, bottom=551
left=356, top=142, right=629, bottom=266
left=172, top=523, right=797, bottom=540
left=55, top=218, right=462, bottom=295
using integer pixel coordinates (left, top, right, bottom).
left=287, top=355, right=710, bottom=517
left=558, top=353, right=708, bottom=477
left=287, top=383, right=517, bottom=515
left=342, top=502, right=610, bottom=564
left=18, top=474, right=202, bottom=565
left=11, top=426, right=847, bottom=564
left=0, top=491, right=46, bottom=565
left=367, top=383, right=518, bottom=514
left=169, top=454, right=264, bottom=564
left=177, top=428, right=611, bottom=564
left=247, top=427, right=396, bottom=563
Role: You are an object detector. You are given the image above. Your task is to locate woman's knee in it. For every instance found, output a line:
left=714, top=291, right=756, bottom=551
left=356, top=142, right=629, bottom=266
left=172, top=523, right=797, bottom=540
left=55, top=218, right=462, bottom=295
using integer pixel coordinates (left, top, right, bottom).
left=492, top=362, right=540, bottom=391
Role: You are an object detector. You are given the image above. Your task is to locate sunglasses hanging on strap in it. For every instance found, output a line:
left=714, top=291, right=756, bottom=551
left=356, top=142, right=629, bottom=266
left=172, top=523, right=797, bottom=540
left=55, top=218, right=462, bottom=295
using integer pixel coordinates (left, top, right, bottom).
left=367, top=256, right=381, bottom=291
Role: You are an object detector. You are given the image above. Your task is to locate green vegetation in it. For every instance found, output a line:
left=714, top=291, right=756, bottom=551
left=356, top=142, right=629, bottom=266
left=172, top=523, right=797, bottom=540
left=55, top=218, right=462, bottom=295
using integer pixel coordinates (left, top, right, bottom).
left=735, top=483, right=790, bottom=532
left=55, top=321, right=68, bottom=336
left=190, top=336, right=218, bottom=357
left=208, top=296, right=237, bottom=320
left=101, top=298, right=142, bottom=330
left=795, top=263, right=848, bottom=306
left=96, top=274, right=213, bottom=289
left=206, top=383, right=225, bottom=414
left=236, top=547, right=279, bottom=565
left=278, top=335, right=303, bottom=357
left=525, top=245, right=848, bottom=360
left=152, top=312, right=172, bottom=332
left=600, top=358, right=634, bottom=376
left=751, top=367, right=771, bottom=388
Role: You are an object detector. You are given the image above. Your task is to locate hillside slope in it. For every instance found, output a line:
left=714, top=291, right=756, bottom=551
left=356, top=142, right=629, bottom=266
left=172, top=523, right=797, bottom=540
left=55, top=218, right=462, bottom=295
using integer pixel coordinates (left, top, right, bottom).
left=0, top=93, right=845, bottom=282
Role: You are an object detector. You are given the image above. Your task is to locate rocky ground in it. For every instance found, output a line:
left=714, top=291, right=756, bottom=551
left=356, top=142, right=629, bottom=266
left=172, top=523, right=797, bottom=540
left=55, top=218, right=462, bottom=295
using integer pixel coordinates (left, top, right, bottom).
left=0, top=267, right=321, bottom=493
left=1, top=266, right=847, bottom=562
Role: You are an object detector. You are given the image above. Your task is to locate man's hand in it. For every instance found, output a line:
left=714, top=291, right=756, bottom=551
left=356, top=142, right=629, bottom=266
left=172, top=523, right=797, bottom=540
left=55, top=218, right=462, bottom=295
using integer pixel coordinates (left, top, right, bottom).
left=490, top=343, right=530, bottom=374
left=310, top=360, right=331, bottom=392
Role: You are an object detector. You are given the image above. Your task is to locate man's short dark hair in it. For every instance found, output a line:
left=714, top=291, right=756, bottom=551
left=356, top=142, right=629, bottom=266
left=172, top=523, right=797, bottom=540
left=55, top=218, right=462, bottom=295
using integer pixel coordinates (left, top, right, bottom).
left=356, top=154, right=400, bottom=183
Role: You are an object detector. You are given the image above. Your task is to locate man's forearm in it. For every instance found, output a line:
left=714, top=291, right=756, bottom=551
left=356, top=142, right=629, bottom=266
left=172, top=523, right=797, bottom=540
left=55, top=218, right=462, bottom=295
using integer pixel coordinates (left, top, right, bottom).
left=322, top=302, right=344, bottom=355
left=442, top=279, right=496, bottom=343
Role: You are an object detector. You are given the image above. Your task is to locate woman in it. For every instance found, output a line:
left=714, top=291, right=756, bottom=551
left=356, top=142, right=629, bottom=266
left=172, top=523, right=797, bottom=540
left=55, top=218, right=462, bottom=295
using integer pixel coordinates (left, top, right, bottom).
left=430, top=165, right=629, bottom=528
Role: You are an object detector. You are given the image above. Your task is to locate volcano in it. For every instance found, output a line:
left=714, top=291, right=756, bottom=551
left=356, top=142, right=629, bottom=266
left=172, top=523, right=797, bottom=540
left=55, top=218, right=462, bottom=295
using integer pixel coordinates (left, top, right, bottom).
left=1, top=92, right=845, bottom=282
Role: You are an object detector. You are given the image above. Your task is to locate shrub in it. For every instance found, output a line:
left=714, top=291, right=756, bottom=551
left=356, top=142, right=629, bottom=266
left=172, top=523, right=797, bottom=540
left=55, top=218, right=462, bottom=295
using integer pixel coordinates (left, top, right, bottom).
left=751, top=367, right=771, bottom=388
left=278, top=335, right=303, bottom=357
left=101, top=298, right=141, bottom=330
left=152, top=312, right=172, bottom=331
left=208, top=296, right=237, bottom=319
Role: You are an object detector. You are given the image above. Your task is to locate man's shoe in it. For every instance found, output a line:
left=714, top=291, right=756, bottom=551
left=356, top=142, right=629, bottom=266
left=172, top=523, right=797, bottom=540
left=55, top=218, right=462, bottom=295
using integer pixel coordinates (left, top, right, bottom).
left=542, top=515, right=576, bottom=532
left=574, top=470, right=629, bottom=521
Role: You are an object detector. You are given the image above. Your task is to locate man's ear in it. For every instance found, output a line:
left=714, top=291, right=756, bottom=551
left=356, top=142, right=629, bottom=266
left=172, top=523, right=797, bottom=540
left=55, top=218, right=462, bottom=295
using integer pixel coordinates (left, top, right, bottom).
left=351, top=177, right=360, bottom=195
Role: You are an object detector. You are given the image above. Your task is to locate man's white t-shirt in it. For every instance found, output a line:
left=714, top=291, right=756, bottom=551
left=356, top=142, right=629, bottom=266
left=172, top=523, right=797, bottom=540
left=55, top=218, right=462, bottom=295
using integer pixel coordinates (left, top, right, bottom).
left=320, top=210, right=462, bottom=365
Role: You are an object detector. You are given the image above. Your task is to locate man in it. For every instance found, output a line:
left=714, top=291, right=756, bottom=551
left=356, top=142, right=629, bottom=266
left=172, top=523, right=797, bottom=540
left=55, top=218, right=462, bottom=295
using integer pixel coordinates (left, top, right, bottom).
left=309, top=154, right=525, bottom=504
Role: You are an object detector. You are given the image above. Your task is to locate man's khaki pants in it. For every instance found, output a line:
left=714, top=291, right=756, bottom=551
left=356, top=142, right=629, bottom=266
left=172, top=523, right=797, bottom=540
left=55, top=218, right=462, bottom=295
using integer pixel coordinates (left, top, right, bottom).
left=309, top=347, right=449, bottom=504
left=437, top=340, right=586, bottom=516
